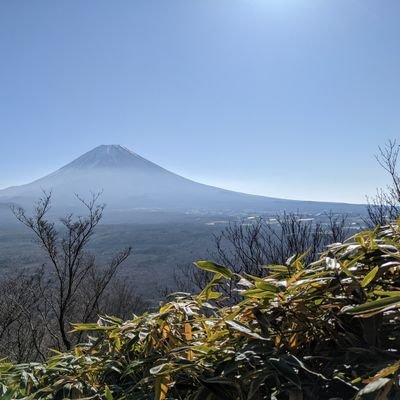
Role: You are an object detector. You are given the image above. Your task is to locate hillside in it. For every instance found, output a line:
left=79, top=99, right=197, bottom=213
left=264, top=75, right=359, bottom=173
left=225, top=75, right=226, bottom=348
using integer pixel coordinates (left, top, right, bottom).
left=1, top=222, right=399, bottom=399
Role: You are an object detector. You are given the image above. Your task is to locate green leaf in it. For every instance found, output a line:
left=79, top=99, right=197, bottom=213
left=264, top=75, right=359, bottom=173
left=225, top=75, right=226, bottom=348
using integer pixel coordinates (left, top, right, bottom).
left=204, top=290, right=223, bottom=300
left=240, top=288, right=276, bottom=299
left=197, top=273, right=224, bottom=301
left=254, top=281, right=279, bottom=293
left=105, top=385, right=113, bottom=400
left=345, top=295, right=400, bottom=315
left=150, top=363, right=173, bottom=376
left=358, top=378, right=391, bottom=396
left=225, top=320, right=267, bottom=340
left=194, top=261, right=233, bottom=278
left=260, top=265, right=289, bottom=273
left=361, top=266, right=379, bottom=287
left=373, top=290, right=400, bottom=296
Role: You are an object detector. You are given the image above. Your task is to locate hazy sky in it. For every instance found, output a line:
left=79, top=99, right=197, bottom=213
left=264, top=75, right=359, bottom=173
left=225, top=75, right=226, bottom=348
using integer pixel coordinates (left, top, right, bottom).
left=1, top=0, right=399, bottom=203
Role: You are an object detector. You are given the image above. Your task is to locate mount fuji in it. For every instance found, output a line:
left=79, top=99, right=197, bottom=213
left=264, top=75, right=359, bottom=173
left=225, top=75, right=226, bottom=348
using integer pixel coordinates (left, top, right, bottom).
left=0, top=145, right=364, bottom=220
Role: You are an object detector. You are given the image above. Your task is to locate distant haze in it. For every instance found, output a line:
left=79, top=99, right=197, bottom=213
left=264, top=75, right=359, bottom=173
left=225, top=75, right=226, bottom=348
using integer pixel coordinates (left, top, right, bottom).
left=0, top=145, right=365, bottom=222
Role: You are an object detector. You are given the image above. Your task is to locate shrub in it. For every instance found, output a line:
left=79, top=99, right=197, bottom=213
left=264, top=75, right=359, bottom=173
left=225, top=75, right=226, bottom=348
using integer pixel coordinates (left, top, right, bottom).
left=1, top=222, right=400, bottom=399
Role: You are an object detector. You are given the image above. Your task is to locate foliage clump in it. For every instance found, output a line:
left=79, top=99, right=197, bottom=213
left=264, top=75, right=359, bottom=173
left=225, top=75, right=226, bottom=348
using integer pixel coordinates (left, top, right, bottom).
left=1, top=222, right=400, bottom=399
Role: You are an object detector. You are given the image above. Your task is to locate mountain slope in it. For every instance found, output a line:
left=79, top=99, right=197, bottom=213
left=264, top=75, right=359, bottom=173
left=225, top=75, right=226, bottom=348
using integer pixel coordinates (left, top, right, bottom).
left=0, top=145, right=364, bottom=217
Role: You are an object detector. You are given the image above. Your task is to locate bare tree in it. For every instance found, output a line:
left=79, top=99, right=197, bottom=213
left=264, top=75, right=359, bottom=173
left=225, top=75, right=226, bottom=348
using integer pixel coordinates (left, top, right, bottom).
left=100, top=279, right=148, bottom=320
left=212, top=213, right=341, bottom=276
left=0, top=271, right=46, bottom=362
left=172, top=263, right=211, bottom=294
left=172, top=212, right=351, bottom=298
left=10, top=192, right=131, bottom=352
left=326, top=212, right=351, bottom=243
left=366, top=140, right=400, bottom=226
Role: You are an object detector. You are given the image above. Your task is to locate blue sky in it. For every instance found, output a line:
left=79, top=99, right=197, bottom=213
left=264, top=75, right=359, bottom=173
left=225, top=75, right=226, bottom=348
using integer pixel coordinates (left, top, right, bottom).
left=0, top=0, right=399, bottom=203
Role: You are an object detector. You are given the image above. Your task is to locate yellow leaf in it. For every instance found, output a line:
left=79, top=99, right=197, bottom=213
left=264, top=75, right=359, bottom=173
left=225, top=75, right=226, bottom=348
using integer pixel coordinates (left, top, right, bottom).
left=288, top=333, right=298, bottom=349
left=183, top=323, right=194, bottom=360
left=287, top=271, right=304, bottom=287
left=161, top=323, right=171, bottom=339
left=155, top=375, right=171, bottom=400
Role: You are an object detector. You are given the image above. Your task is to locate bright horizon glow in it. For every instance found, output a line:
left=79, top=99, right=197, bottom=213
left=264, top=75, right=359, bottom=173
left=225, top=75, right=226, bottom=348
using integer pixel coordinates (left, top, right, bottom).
left=0, top=0, right=398, bottom=203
